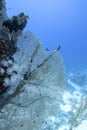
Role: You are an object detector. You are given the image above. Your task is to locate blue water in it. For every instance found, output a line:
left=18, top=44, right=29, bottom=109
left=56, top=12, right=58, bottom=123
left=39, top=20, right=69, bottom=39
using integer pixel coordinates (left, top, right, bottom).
left=0, top=1, right=87, bottom=129
left=5, top=0, right=87, bottom=71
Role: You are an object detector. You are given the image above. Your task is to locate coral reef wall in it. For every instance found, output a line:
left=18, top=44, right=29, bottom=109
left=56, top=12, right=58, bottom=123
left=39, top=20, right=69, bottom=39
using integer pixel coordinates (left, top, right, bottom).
left=0, top=0, right=65, bottom=130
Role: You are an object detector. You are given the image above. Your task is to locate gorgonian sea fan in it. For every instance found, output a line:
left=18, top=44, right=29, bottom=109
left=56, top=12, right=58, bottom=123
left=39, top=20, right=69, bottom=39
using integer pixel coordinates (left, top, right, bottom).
left=0, top=0, right=65, bottom=130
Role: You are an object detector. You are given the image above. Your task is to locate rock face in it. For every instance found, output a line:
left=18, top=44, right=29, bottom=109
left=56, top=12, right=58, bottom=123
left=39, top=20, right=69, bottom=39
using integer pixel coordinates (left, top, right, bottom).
left=0, top=1, right=65, bottom=130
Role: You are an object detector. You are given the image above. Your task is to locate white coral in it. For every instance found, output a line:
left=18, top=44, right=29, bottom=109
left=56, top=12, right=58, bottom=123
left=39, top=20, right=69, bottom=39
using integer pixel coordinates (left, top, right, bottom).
left=3, top=77, right=10, bottom=86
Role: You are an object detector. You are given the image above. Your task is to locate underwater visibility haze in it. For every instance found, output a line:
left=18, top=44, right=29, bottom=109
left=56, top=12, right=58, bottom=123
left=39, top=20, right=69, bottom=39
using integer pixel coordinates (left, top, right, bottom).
left=0, top=0, right=87, bottom=130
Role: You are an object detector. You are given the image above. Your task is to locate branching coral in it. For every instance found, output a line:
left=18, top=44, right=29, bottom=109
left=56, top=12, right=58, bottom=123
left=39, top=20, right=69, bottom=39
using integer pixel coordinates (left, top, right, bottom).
left=69, top=96, right=87, bottom=130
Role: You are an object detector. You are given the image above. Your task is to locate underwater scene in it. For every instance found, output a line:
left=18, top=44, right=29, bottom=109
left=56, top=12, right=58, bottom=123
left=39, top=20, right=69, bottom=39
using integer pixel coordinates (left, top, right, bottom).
left=0, top=0, right=87, bottom=130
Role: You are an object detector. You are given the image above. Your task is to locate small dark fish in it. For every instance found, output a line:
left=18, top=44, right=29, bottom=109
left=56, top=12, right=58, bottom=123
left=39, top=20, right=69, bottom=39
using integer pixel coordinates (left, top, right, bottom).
left=45, top=48, right=49, bottom=51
